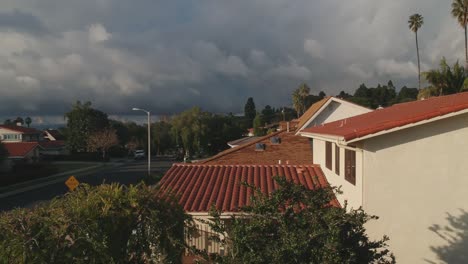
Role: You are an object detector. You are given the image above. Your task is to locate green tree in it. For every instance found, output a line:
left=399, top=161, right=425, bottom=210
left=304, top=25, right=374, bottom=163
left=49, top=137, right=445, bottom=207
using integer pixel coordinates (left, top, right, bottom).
left=153, top=121, right=173, bottom=155
left=423, top=58, right=466, bottom=96
left=396, top=86, right=419, bottom=103
left=261, top=105, right=275, bottom=124
left=409, top=13, right=424, bottom=90
left=14, top=117, right=23, bottom=126
left=244, top=97, right=256, bottom=123
left=3, top=119, right=13, bottom=125
left=252, top=113, right=265, bottom=136
left=0, top=141, right=8, bottom=162
left=452, top=0, right=468, bottom=68
left=0, top=183, right=190, bottom=263
left=204, top=177, right=395, bottom=264
left=24, top=116, right=32, bottom=128
left=65, top=101, right=110, bottom=153
left=292, top=83, right=311, bottom=117
left=171, top=107, right=208, bottom=157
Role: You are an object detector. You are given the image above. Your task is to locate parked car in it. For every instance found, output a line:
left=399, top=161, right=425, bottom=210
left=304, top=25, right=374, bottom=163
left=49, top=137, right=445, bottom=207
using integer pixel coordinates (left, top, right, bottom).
left=134, top=149, right=145, bottom=160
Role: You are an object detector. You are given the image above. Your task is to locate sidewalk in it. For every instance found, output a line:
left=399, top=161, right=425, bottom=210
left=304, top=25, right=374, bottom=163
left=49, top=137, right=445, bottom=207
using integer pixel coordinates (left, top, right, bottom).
left=0, top=160, right=127, bottom=199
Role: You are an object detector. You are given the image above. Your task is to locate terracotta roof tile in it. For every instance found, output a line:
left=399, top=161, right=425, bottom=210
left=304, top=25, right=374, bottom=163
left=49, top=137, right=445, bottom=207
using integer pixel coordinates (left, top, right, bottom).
left=0, top=125, right=42, bottom=134
left=158, top=164, right=332, bottom=212
left=3, top=142, right=40, bottom=157
left=302, top=92, right=468, bottom=142
left=201, top=130, right=313, bottom=165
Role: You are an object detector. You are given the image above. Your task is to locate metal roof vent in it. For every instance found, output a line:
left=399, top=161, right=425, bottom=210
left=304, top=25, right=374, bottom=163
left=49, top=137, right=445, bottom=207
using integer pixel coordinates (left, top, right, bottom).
left=270, top=136, right=281, bottom=144
left=255, top=143, right=266, bottom=151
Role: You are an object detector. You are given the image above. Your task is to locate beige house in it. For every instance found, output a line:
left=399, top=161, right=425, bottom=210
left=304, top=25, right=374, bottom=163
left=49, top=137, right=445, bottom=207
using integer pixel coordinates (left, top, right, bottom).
left=299, top=92, right=468, bottom=263
left=0, top=125, right=43, bottom=142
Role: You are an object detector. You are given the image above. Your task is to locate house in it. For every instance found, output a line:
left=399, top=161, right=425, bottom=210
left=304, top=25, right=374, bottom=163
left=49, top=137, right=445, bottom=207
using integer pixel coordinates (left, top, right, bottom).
left=201, top=130, right=313, bottom=165
left=158, top=163, right=331, bottom=257
left=295, top=96, right=372, bottom=134
left=0, top=125, right=43, bottom=142
left=159, top=97, right=373, bottom=262
left=299, top=92, right=468, bottom=263
left=1, top=142, right=42, bottom=171
left=43, top=129, right=65, bottom=141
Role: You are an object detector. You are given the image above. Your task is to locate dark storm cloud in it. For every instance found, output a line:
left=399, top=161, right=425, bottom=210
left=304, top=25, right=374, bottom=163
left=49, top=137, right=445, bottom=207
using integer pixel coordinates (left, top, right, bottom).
left=0, top=10, right=47, bottom=34
left=0, top=0, right=464, bottom=116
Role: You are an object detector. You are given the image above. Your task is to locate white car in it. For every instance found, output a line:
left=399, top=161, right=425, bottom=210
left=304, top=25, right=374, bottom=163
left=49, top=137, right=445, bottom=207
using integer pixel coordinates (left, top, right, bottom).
left=134, top=149, right=145, bottom=160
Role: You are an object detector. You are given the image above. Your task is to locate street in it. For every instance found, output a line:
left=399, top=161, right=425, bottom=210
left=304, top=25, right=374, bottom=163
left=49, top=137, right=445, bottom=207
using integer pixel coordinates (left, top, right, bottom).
left=0, top=158, right=175, bottom=212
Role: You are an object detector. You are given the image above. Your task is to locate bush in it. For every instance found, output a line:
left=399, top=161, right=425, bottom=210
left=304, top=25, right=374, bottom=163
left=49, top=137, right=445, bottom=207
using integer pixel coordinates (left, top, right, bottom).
left=0, top=183, right=191, bottom=263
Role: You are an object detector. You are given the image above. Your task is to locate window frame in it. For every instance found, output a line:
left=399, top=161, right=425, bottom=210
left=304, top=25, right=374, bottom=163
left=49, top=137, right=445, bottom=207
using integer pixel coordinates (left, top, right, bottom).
left=345, top=149, right=356, bottom=185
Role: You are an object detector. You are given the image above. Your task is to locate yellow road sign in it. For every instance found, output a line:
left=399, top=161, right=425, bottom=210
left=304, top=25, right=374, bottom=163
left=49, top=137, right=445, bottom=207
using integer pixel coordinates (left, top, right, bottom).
left=65, top=176, right=79, bottom=191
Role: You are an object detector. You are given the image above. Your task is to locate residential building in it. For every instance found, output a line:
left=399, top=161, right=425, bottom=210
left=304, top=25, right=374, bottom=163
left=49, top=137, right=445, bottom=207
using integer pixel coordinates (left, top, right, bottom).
left=299, top=92, right=468, bottom=263
left=0, top=125, right=43, bottom=142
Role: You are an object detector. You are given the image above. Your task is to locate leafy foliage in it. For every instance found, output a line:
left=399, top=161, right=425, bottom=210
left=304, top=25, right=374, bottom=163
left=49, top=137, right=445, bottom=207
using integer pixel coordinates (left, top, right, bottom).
left=244, top=97, right=256, bottom=123
left=87, top=128, right=119, bottom=159
left=252, top=113, right=265, bottom=136
left=0, top=141, right=8, bottom=162
left=0, top=183, right=190, bottom=263
left=292, top=83, right=311, bottom=117
left=203, top=177, right=395, bottom=264
left=65, top=101, right=110, bottom=153
left=423, top=58, right=466, bottom=96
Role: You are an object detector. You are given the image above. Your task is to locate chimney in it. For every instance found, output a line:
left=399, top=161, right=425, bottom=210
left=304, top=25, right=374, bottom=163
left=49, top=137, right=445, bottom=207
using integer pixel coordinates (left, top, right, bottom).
left=278, top=160, right=282, bottom=164
left=287, top=122, right=290, bottom=132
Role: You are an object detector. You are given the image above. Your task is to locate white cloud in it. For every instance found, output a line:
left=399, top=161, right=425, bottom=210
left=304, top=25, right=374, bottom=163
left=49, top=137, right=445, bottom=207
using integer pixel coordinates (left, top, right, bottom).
left=88, top=23, right=111, bottom=43
left=304, top=39, right=323, bottom=59
left=376, top=59, right=418, bottom=78
left=216, top=55, right=248, bottom=77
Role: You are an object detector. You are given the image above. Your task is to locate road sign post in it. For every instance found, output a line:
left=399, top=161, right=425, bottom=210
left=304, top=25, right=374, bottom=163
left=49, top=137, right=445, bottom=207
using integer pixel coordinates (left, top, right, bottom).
left=65, top=176, right=79, bottom=191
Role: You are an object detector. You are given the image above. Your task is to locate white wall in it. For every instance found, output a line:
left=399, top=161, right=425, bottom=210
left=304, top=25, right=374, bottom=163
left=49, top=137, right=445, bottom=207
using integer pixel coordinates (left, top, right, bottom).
left=312, top=138, right=363, bottom=209
left=362, top=113, right=468, bottom=264
left=0, top=128, right=22, bottom=142
left=305, top=100, right=371, bottom=129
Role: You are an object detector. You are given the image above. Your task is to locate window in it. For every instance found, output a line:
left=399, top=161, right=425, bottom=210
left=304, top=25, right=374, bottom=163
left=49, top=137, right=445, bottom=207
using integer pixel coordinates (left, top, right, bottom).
left=335, top=144, right=340, bottom=175
left=325, top=141, right=332, bottom=170
left=345, top=149, right=356, bottom=185
left=255, top=143, right=266, bottom=151
left=270, top=137, right=281, bottom=144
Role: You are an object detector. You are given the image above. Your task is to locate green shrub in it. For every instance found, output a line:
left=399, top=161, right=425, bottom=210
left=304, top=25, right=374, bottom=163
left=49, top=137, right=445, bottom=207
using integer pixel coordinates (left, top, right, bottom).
left=0, top=183, right=191, bottom=263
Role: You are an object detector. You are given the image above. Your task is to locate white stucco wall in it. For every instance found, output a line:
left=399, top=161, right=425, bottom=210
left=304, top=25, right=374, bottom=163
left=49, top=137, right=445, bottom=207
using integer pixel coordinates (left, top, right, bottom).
left=0, top=128, right=22, bottom=142
left=312, top=138, right=363, bottom=209
left=304, top=100, right=371, bottom=129
left=362, top=113, right=468, bottom=264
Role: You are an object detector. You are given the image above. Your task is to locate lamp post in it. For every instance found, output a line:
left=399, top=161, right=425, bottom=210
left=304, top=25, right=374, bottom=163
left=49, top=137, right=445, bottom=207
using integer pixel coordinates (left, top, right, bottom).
left=132, top=107, right=151, bottom=176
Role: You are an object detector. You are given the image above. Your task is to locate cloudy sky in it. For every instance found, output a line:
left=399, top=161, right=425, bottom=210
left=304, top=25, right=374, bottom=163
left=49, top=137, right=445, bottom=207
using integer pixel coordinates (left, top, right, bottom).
left=0, top=0, right=464, bottom=119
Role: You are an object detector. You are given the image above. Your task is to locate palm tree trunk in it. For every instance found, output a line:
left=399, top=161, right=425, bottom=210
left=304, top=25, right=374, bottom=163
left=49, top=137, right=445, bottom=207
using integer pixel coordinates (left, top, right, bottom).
left=465, top=23, right=468, bottom=70
left=416, top=31, right=421, bottom=90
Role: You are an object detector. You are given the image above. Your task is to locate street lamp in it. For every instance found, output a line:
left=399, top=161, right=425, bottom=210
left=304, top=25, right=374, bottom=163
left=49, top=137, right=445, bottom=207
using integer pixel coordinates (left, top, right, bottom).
left=132, top=107, right=151, bottom=176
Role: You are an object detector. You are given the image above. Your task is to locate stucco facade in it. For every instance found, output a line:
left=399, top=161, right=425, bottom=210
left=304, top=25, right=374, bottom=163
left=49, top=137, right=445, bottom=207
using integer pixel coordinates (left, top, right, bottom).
left=312, top=138, right=363, bottom=209
left=305, top=112, right=468, bottom=263
left=301, top=99, right=371, bottom=130
left=361, top=113, right=468, bottom=264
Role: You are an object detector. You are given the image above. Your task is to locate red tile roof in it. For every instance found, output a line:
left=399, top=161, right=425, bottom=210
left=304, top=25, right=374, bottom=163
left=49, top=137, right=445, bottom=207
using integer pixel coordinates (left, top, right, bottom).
left=0, top=125, right=42, bottom=134
left=3, top=142, right=40, bottom=157
left=158, top=164, right=331, bottom=212
left=39, top=140, right=66, bottom=149
left=301, top=92, right=468, bottom=142
left=200, top=130, right=313, bottom=165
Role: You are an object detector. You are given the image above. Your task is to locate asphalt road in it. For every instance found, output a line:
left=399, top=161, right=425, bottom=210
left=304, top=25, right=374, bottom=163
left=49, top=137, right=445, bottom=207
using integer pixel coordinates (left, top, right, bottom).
left=0, top=158, right=175, bottom=212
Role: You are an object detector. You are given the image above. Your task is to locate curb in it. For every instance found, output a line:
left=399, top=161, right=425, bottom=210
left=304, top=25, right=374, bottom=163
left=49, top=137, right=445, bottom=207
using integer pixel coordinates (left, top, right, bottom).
left=0, top=162, right=124, bottom=199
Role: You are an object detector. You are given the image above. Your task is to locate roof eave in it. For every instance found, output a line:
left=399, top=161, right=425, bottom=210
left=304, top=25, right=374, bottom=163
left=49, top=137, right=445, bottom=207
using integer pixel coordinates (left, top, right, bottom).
left=346, top=107, right=468, bottom=144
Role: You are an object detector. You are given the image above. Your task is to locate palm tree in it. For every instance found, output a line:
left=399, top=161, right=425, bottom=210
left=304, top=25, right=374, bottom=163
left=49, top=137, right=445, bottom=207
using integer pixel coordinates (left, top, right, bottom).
left=452, top=0, right=468, bottom=68
left=408, top=14, right=424, bottom=90
left=25, top=117, right=32, bottom=127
